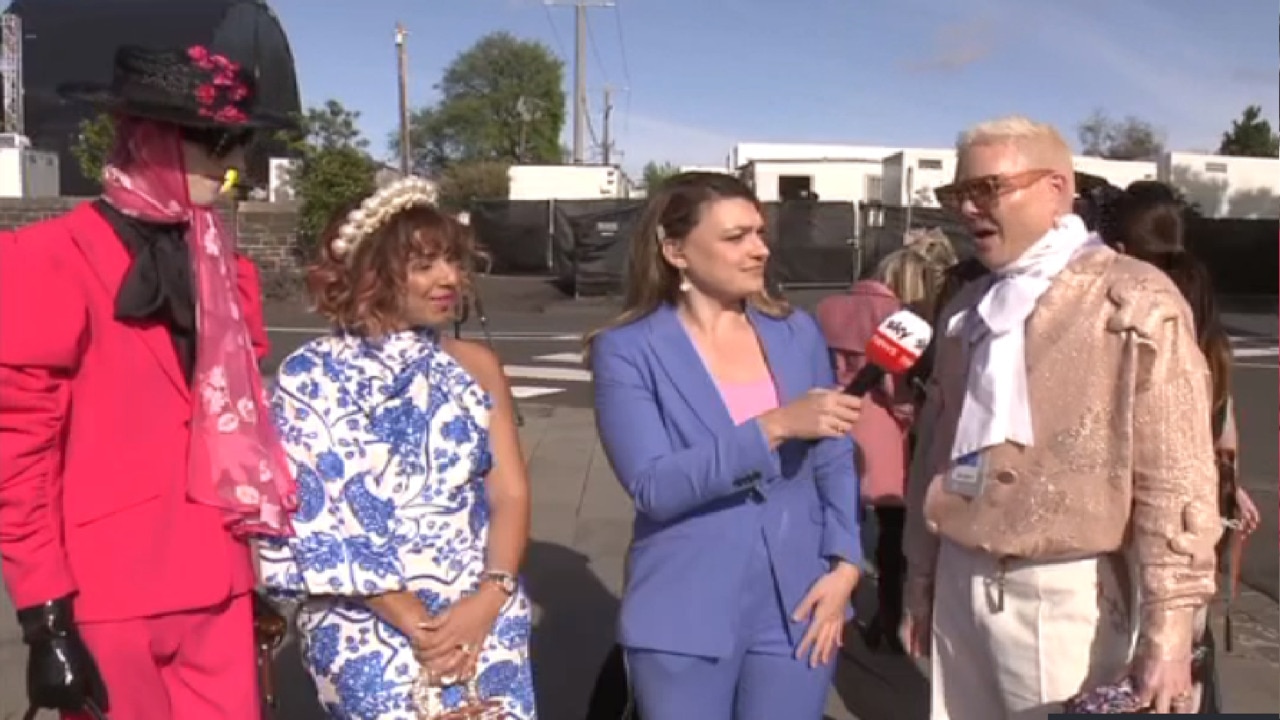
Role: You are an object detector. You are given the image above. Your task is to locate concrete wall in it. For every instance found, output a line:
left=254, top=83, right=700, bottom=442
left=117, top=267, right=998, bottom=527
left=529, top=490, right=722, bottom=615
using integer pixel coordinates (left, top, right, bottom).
left=0, top=198, right=304, bottom=283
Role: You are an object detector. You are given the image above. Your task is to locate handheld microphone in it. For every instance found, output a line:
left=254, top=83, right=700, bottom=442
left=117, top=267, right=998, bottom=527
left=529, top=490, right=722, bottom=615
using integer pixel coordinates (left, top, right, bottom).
left=843, top=309, right=934, bottom=396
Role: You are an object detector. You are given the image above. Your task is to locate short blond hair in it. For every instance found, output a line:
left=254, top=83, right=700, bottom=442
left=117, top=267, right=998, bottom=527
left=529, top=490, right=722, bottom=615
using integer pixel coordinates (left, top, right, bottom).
left=957, top=116, right=1068, bottom=154
left=956, top=115, right=1075, bottom=199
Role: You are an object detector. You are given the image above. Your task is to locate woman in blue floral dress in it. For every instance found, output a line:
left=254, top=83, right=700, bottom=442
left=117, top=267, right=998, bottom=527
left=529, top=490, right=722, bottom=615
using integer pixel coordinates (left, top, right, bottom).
left=258, top=178, right=536, bottom=719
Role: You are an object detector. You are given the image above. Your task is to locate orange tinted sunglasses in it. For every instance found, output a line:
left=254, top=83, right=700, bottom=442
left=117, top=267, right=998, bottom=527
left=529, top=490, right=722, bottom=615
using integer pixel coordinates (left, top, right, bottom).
left=934, top=169, right=1056, bottom=212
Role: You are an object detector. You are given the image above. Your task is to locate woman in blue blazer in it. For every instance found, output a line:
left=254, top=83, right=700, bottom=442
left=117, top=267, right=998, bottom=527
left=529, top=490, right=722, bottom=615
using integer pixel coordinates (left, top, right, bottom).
left=586, top=172, right=865, bottom=719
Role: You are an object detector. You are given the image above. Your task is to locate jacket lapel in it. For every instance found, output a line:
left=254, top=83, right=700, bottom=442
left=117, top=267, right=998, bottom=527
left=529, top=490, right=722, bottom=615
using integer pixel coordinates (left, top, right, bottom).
left=67, top=203, right=190, bottom=399
left=646, top=304, right=733, bottom=434
left=645, top=304, right=809, bottom=434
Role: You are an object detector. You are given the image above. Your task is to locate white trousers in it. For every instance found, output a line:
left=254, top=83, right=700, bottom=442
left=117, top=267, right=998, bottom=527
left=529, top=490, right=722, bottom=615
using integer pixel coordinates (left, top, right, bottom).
left=930, top=540, right=1136, bottom=720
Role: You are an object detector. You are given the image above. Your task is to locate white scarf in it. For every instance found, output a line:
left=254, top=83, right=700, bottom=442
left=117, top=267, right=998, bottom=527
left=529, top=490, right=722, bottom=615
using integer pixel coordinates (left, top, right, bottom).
left=948, top=214, right=1101, bottom=459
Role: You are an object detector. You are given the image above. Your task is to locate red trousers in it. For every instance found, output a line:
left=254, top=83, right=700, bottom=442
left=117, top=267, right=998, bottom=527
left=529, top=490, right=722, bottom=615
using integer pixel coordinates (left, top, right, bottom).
left=63, top=593, right=259, bottom=720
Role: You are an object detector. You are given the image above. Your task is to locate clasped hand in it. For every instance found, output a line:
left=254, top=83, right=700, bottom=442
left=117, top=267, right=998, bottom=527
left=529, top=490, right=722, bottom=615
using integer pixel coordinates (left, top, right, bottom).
left=411, top=588, right=506, bottom=679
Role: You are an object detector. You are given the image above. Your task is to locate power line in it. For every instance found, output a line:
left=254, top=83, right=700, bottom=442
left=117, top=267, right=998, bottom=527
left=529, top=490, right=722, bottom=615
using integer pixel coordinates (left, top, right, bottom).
left=540, top=4, right=568, bottom=59
left=585, top=11, right=610, bottom=86
left=544, top=0, right=613, bottom=164
left=610, top=2, right=632, bottom=153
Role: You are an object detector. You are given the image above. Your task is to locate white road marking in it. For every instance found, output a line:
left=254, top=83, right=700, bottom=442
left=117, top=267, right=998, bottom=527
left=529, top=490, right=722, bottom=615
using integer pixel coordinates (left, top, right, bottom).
left=502, top=364, right=593, bottom=382
left=510, top=386, right=567, bottom=399
left=533, top=352, right=585, bottom=364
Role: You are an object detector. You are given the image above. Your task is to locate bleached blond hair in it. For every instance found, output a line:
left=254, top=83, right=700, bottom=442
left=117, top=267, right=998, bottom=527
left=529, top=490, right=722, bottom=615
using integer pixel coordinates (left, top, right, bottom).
left=956, top=115, right=1076, bottom=202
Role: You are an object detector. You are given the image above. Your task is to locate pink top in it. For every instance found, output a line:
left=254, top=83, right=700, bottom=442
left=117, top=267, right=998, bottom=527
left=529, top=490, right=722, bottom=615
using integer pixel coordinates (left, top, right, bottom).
left=716, top=377, right=780, bottom=425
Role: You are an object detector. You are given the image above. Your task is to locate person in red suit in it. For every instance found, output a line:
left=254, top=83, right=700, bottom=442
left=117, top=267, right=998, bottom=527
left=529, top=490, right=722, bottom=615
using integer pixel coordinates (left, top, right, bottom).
left=0, top=44, right=296, bottom=720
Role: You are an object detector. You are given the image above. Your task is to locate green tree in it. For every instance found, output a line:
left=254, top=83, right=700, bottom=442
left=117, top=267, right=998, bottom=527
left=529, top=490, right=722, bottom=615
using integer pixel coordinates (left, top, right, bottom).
left=70, top=112, right=116, bottom=186
left=1077, top=109, right=1165, bottom=160
left=641, top=161, right=680, bottom=191
left=394, top=32, right=566, bottom=175
left=1218, top=105, right=1280, bottom=157
left=436, top=161, right=510, bottom=213
left=278, top=100, right=377, bottom=253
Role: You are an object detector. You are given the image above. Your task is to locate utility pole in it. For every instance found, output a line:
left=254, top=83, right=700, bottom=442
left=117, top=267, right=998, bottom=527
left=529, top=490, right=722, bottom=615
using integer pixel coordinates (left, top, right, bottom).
left=601, top=85, right=613, bottom=165
left=545, top=0, right=613, bottom=164
left=395, top=22, right=411, bottom=175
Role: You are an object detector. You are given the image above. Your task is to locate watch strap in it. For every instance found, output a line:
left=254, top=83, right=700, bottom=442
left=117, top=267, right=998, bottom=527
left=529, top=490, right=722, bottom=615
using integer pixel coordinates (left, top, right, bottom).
left=480, top=570, right=517, bottom=595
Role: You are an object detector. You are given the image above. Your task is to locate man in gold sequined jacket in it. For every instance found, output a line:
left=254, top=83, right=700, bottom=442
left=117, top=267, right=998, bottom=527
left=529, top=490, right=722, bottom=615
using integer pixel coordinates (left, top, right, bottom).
left=901, top=115, right=1219, bottom=719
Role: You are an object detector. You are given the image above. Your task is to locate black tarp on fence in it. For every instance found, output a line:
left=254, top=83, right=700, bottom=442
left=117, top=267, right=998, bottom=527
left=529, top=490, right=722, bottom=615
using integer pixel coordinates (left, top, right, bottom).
left=762, top=201, right=858, bottom=289
left=470, top=199, right=860, bottom=296
left=472, top=197, right=1279, bottom=297
left=1184, top=216, right=1278, bottom=296
left=856, top=204, right=1278, bottom=296
left=855, top=204, right=975, bottom=280
left=553, top=200, right=644, bottom=296
left=470, top=200, right=554, bottom=274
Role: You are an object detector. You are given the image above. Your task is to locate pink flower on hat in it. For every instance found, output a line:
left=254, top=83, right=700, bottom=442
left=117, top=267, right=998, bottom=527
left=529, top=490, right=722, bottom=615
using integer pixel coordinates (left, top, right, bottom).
left=187, top=45, right=214, bottom=70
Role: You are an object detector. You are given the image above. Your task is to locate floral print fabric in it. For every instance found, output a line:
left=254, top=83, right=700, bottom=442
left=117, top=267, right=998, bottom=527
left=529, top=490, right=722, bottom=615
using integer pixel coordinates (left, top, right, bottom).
left=258, top=329, right=535, bottom=719
left=99, top=117, right=294, bottom=535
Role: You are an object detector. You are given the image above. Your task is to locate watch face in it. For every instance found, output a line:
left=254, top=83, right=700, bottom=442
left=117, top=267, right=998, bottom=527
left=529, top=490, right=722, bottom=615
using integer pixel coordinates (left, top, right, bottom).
left=485, top=573, right=516, bottom=594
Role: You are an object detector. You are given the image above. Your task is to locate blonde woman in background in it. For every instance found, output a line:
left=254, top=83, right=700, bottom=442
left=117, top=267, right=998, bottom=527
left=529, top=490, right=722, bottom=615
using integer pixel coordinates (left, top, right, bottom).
left=814, top=230, right=956, bottom=652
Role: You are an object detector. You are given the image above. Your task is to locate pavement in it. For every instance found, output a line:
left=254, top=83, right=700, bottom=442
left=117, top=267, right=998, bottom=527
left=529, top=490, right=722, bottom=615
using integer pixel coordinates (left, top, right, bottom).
left=1, top=277, right=1275, bottom=718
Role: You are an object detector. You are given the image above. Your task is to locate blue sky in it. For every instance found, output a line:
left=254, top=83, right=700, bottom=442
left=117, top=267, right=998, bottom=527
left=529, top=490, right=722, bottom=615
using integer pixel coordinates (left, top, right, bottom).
left=269, top=0, right=1278, bottom=175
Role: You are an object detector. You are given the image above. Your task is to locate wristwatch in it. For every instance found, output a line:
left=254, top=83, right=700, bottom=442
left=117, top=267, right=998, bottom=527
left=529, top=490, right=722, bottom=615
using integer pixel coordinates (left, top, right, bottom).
left=479, top=570, right=517, bottom=596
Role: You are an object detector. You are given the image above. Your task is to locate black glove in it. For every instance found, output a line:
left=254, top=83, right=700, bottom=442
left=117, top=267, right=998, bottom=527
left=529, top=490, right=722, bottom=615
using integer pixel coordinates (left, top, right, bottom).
left=16, top=596, right=109, bottom=718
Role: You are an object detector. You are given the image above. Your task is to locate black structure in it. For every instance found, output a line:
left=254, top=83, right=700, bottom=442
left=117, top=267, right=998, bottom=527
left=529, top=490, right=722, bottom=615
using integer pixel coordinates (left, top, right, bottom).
left=470, top=199, right=860, bottom=297
left=857, top=203, right=1278, bottom=297
left=4, top=0, right=301, bottom=195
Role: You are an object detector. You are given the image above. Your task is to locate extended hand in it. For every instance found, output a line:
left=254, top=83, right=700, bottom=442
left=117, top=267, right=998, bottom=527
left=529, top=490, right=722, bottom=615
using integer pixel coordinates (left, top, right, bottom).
left=413, top=587, right=506, bottom=678
left=792, top=563, right=860, bottom=668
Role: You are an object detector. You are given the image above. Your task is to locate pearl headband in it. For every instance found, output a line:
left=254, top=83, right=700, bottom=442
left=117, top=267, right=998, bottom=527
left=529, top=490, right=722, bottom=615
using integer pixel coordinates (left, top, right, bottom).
left=330, top=176, right=438, bottom=260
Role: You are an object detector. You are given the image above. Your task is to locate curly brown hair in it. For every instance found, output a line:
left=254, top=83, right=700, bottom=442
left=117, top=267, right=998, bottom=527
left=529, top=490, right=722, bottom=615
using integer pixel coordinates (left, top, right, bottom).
left=307, top=199, right=484, bottom=337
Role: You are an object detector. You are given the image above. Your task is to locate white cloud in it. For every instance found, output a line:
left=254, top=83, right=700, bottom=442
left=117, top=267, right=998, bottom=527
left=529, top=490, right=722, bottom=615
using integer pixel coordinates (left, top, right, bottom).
left=610, top=113, right=739, bottom=176
left=901, top=17, right=997, bottom=74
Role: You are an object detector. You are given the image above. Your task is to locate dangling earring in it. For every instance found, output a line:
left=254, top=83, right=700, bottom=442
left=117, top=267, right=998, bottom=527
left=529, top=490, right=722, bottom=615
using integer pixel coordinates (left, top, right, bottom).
left=678, top=270, right=692, bottom=293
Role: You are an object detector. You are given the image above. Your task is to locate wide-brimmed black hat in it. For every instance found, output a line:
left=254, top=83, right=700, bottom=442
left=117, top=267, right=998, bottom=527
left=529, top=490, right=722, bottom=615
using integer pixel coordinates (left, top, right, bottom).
left=58, top=44, right=293, bottom=130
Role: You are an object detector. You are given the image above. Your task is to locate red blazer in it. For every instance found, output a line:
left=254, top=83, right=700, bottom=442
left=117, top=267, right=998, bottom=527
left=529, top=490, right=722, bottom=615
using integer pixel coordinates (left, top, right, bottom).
left=0, top=202, right=270, bottom=622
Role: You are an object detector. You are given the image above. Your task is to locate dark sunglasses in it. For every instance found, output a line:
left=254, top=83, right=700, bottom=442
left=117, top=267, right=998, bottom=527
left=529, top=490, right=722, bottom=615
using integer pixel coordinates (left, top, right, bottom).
left=934, top=169, right=1056, bottom=212
left=179, top=126, right=256, bottom=159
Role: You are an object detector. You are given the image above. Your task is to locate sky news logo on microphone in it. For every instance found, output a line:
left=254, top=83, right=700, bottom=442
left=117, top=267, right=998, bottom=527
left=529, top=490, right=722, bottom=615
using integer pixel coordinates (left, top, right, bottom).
left=865, top=310, right=932, bottom=375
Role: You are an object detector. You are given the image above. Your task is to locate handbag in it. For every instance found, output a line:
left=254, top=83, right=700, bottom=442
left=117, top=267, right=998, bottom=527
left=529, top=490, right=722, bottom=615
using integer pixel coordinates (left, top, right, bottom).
left=1062, top=643, right=1212, bottom=714
left=584, top=644, right=639, bottom=720
left=252, top=591, right=288, bottom=711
